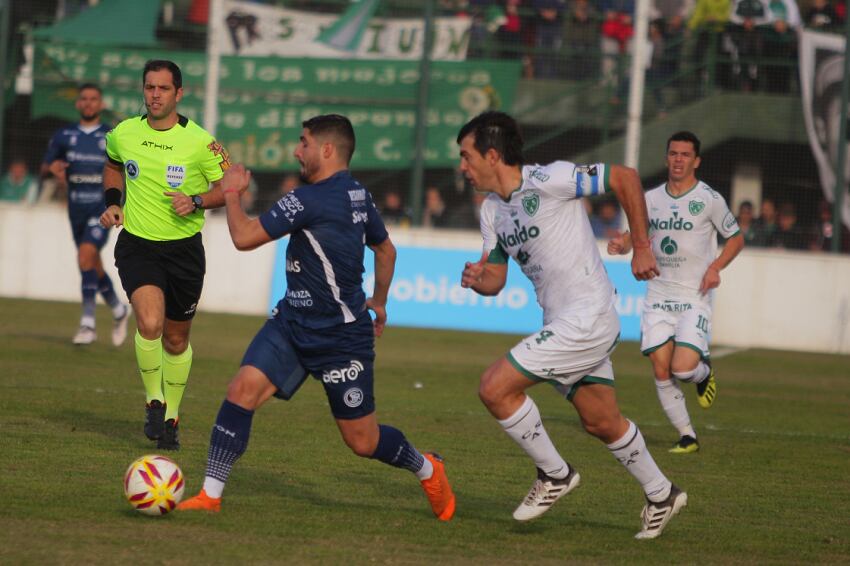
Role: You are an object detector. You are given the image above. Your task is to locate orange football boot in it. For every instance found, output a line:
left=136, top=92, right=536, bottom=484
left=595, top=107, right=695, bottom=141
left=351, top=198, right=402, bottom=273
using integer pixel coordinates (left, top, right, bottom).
left=177, top=489, right=221, bottom=512
left=420, top=452, right=456, bottom=521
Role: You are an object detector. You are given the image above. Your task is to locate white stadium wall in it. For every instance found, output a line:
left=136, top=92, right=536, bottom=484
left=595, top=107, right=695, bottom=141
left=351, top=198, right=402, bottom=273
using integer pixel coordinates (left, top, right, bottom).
left=2, top=202, right=849, bottom=354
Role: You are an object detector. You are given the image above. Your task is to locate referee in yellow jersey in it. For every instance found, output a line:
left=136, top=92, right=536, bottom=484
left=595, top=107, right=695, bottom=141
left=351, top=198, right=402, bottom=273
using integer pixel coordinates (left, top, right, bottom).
left=100, top=60, right=232, bottom=450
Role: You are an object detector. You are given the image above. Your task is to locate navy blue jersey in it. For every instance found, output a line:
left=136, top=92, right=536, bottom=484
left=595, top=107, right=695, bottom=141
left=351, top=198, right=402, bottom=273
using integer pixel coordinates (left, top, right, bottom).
left=259, top=170, right=388, bottom=330
left=43, top=123, right=110, bottom=211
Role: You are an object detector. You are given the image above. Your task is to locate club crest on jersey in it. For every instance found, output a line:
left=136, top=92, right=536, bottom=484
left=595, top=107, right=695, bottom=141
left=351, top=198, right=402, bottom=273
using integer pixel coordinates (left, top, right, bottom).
left=522, top=193, right=540, bottom=216
left=166, top=165, right=185, bottom=188
left=688, top=199, right=705, bottom=216
left=125, top=160, right=140, bottom=180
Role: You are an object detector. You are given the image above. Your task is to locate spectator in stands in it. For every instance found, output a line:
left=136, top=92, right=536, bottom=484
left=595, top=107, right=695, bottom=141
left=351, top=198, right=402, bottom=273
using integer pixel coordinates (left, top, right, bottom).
left=751, top=197, right=777, bottom=246
left=806, top=0, right=842, bottom=30
left=652, top=0, right=693, bottom=39
left=534, top=0, right=568, bottom=79
left=564, top=0, right=601, bottom=80
left=446, top=189, right=488, bottom=229
left=0, top=158, right=38, bottom=204
left=590, top=199, right=623, bottom=238
left=686, top=0, right=730, bottom=94
left=380, top=189, right=412, bottom=227
left=422, top=186, right=450, bottom=228
left=600, top=0, right=635, bottom=91
left=763, top=0, right=800, bottom=93
left=496, top=0, right=525, bottom=59
left=735, top=200, right=759, bottom=244
left=809, top=200, right=850, bottom=252
left=770, top=202, right=807, bottom=250
left=728, top=0, right=772, bottom=91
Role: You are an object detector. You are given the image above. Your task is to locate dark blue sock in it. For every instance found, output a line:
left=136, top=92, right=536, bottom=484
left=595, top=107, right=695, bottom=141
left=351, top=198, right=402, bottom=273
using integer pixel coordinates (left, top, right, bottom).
left=370, top=424, right=425, bottom=474
left=81, top=269, right=98, bottom=326
left=97, top=273, right=120, bottom=309
left=206, top=400, right=254, bottom=483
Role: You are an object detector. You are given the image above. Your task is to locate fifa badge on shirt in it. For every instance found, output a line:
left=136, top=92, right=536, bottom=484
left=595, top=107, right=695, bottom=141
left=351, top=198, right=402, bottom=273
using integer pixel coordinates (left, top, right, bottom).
left=166, top=165, right=186, bottom=188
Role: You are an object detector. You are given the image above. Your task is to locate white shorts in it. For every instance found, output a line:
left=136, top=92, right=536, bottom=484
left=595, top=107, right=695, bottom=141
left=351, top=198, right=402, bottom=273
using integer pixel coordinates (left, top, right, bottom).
left=507, top=306, right=620, bottom=400
left=640, top=297, right=712, bottom=359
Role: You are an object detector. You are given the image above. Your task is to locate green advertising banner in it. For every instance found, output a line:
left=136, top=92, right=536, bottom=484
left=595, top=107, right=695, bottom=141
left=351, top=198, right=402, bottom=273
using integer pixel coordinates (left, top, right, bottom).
left=33, top=43, right=521, bottom=171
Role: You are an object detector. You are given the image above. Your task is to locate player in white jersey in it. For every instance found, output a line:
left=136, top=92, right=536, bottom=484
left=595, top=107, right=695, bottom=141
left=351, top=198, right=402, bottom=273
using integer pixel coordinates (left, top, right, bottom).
left=609, top=131, right=744, bottom=454
left=458, top=111, right=687, bottom=540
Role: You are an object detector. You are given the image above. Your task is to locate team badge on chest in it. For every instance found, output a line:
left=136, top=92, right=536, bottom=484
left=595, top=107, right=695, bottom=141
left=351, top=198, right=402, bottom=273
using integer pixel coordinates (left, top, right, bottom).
left=688, top=199, right=705, bottom=216
left=522, top=193, right=540, bottom=216
left=166, top=164, right=185, bottom=188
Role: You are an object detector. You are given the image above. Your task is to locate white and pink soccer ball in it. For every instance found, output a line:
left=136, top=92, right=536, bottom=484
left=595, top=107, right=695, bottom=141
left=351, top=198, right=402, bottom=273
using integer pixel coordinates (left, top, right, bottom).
left=123, top=455, right=185, bottom=516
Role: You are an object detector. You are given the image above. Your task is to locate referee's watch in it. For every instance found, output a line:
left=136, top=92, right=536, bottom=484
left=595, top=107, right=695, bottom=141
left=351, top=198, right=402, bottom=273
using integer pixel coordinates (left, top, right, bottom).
left=191, top=194, right=204, bottom=211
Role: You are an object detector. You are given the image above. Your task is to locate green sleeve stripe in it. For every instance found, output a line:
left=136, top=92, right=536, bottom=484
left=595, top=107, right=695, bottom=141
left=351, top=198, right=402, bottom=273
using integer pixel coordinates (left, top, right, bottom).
left=488, top=245, right=508, bottom=264
left=603, top=163, right=611, bottom=194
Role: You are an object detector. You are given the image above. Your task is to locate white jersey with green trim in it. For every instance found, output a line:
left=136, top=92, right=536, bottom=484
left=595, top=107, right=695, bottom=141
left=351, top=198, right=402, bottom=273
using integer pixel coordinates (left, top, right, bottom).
left=645, top=180, right=739, bottom=304
left=480, top=161, right=616, bottom=323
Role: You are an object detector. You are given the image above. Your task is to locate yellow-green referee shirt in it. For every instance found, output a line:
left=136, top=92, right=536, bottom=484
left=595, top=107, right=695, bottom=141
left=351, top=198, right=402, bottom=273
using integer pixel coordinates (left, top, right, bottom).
left=106, top=114, right=230, bottom=241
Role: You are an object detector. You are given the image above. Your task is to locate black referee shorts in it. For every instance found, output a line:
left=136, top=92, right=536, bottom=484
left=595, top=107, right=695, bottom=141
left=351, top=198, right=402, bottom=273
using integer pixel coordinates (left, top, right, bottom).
left=115, top=229, right=206, bottom=321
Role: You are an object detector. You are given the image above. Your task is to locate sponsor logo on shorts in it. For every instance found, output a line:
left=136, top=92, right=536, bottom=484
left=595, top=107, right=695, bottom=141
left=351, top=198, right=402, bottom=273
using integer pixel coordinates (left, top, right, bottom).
left=323, top=360, right=364, bottom=384
left=125, top=160, right=140, bottom=180
left=184, top=302, right=197, bottom=316
left=343, top=387, right=364, bottom=408
left=166, top=164, right=185, bottom=188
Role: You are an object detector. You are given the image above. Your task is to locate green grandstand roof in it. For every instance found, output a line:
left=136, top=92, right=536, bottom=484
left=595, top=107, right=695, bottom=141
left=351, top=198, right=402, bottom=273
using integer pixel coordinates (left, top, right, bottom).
left=32, top=0, right=160, bottom=46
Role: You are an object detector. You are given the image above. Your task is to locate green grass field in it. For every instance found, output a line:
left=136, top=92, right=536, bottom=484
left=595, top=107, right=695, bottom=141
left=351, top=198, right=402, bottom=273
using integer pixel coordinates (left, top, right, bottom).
left=1, top=297, right=848, bottom=564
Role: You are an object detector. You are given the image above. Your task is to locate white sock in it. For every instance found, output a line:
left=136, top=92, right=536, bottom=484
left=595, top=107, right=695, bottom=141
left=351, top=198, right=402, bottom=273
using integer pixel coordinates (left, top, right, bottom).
left=655, top=379, right=696, bottom=439
left=498, top=396, right=569, bottom=479
left=415, top=457, right=434, bottom=481
left=112, top=303, right=127, bottom=319
left=673, top=361, right=710, bottom=384
left=607, top=420, right=672, bottom=502
left=202, top=477, right=226, bottom=499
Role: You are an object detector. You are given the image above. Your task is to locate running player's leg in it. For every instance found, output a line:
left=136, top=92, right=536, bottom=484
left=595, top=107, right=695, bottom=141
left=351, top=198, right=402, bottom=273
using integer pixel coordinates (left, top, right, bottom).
left=571, top=382, right=686, bottom=538
left=671, top=307, right=715, bottom=408
left=648, top=342, right=698, bottom=451
left=335, top=413, right=455, bottom=521
left=180, top=318, right=304, bottom=511
left=179, top=365, right=279, bottom=512
left=89, top=249, right=130, bottom=346
left=75, top=242, right=100, bottom=344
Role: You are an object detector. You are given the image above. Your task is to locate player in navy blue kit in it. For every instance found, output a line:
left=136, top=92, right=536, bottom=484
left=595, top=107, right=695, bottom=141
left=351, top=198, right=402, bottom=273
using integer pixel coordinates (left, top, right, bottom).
left=43, top=83, right=129, bottom=346
left=178, top=114, right=456, bottom=520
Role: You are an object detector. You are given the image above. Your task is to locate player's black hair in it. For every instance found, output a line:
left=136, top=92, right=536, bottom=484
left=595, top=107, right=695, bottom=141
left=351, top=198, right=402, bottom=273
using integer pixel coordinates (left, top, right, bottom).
left=456, top=111, right=524, bottom=166
left=302, top=114, right=356, bottom=164
left=78, top=83, right=101, bottom=95
left=666, top=131, right=701, bottom=157
left=143, top=60, right=183, bottom=89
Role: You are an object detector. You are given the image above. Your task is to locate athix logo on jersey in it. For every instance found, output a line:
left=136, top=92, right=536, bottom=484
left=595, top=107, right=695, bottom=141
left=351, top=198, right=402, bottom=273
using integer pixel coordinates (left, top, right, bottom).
left=522, top=193, right=540, bottom=216
left=688, top=200, right=705, bottom=216
left=207, top=140, right=231, bottom=171
left=322, top=360, right=365, bottom=384
left=125, top=160, right=140, bottom=180
left=650, top=212, right=694, bottom=231
left=141, top=140, right=173, bottom=150
left=166, top=165, right=185, bottom=188
left=497, top=219, right=540, bottom=249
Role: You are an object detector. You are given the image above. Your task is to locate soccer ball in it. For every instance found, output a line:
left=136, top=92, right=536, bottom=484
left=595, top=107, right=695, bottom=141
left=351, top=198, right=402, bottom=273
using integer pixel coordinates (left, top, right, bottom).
left=123, top=455, right=185, bottom=516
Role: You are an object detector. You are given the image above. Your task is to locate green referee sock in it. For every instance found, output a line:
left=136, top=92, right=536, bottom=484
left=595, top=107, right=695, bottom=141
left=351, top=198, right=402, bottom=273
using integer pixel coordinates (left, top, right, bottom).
left=135, top=331, right=163, bottom=403
left=163, top=344, right=193, bottom=421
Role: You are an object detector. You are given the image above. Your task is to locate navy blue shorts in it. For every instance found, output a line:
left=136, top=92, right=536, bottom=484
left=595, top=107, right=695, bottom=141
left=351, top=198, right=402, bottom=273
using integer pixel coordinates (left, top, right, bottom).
left=241, top=313, right=376, bottom=419
left=69, top=210, right=109, bottom=249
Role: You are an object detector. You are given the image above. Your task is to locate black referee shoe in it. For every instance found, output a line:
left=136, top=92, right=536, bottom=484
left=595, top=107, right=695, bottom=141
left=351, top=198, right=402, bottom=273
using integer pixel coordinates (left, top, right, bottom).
left=157, top=418, right=180, bottom=451
left=144, top=400, right=166, bottom=440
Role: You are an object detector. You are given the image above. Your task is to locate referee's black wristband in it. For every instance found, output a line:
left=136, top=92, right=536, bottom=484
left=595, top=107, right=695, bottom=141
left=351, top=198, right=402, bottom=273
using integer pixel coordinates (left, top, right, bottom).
left=105, top=188, right=122, bottom=208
